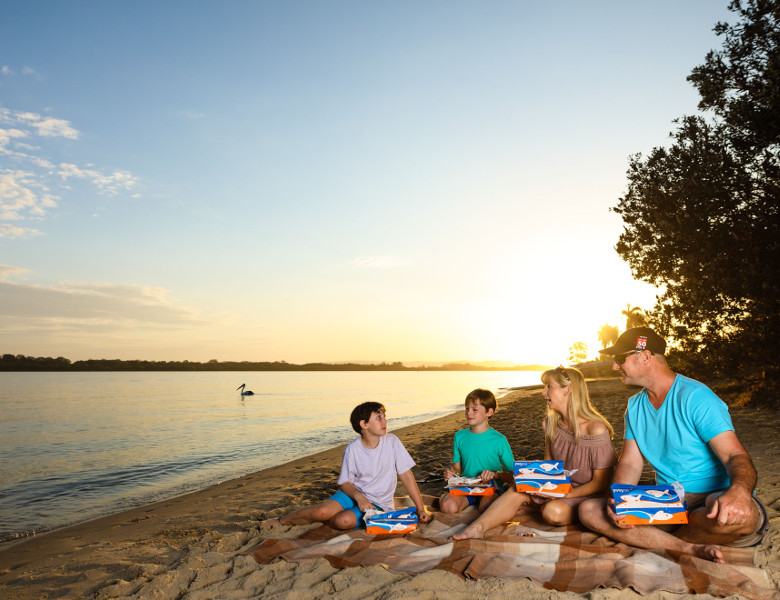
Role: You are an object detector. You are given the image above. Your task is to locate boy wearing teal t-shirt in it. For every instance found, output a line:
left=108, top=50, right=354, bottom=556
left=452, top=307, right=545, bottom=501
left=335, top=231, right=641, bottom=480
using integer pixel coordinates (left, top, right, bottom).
left=440, top=389, right=515, bottom=514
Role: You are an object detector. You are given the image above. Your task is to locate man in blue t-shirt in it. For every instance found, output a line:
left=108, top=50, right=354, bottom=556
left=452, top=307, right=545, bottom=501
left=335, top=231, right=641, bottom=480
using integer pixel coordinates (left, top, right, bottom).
left=579, top=328, right=768, bottom=563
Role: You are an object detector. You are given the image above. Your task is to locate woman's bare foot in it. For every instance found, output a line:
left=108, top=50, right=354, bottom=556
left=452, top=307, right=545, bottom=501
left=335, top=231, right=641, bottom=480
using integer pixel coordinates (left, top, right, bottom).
left=260, top=516, right=284, bottom=530
left=451, top=522, right=485, bottom=540
left=692, top=543, right=724, bottom=563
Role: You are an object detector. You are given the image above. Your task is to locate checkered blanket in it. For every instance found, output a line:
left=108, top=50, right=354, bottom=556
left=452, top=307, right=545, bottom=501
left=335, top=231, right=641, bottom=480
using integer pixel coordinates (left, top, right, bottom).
left=249, top=502, right=776, bottom=598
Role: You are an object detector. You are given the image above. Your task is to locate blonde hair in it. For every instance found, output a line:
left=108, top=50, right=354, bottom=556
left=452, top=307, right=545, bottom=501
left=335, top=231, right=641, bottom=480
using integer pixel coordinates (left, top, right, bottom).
left=541, top=366, right=613, bottom=444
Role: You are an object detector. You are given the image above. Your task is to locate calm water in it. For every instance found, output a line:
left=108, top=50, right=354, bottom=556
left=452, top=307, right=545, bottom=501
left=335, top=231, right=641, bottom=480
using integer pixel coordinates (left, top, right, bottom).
left=0, top=370, right=542, bottom=541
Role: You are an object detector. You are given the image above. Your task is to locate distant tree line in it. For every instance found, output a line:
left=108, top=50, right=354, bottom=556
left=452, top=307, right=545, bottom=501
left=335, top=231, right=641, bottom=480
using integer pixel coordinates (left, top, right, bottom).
left=0, top=354, right=551, bottom=372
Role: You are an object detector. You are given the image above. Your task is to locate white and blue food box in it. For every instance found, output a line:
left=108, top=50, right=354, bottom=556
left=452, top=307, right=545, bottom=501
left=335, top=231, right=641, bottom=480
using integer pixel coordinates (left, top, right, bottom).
left=611, top=483, right=688, bottom=525
left=446, top=476, right=496, bottom=496
left=513, top=460, right=572, bottom=497
left=364, top=506, right=418, bottom=535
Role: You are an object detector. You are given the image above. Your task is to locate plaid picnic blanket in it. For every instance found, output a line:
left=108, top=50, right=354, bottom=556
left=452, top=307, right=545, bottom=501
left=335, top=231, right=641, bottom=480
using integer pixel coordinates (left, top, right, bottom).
left=249, top=500, right=777, bottom=599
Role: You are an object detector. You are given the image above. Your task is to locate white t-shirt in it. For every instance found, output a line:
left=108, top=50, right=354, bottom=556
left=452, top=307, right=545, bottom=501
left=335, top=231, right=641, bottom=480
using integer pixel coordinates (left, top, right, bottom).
left=337, top=433, right=415, bottom=511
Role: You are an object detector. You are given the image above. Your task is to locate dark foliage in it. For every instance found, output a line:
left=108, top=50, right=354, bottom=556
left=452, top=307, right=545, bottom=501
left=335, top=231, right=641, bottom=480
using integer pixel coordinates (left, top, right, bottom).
left=612, top=0, right=779, bottom=383
left=688, top=0, right=780, bottom=152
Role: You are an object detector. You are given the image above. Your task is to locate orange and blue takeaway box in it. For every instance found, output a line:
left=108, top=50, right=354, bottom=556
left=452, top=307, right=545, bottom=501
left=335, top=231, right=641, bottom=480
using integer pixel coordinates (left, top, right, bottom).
left=446, top=476, right=497, bottom=496
left=364, top=506, right=418, bottom=534
left=513, top=460, right=572, bottom=497
left=611, top=483, right=688, bottom=525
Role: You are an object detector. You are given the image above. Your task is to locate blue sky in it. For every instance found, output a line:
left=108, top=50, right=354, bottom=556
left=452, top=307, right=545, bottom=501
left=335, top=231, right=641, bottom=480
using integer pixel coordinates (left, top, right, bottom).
left=0, top=1, right=732, bottom=364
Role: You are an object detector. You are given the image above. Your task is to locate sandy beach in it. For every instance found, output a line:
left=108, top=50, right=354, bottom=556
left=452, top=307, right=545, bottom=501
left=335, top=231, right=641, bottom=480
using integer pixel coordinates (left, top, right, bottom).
left=1, top=377, right=778, bottom=599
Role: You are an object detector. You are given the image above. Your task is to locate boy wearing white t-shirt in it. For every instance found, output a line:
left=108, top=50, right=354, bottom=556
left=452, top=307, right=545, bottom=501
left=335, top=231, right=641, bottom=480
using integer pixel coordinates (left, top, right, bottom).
left=262, top=402, right=431, bottom=530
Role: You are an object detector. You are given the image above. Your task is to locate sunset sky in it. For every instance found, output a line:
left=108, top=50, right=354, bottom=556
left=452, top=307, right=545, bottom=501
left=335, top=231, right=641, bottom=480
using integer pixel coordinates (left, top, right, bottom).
left=1, top=1, right=731, bottom=365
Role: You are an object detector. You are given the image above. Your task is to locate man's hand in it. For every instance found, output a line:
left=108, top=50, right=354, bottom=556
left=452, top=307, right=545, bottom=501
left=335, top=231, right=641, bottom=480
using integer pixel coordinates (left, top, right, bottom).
left=707, top=431, right=758, bottom=528
left=479, top=469, right=496, bottom=482
left=707, top=488, right=754, bottom=526
left=607, top=497, right=635, bottom=529
left=444, top=467, right=457, bottom=480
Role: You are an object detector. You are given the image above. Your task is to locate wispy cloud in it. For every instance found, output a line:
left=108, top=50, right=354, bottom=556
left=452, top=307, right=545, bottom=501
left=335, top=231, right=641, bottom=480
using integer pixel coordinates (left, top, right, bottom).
left=33, top=117, right=79, bottom=139
left=0, top=278, right=204, bottom=327
left=1, top=66, right=38, bottom=77
left=2, top=110, right=79, bottom=140
left=353, top=255, right=404, bottom=268
left=0, top=108, right=140, bottom=235
left=0, top=224, right=43, bottom=239
left=0, top=170, right=58, bottom=222
left=0, top=264, right=31, bottom=281
left=178, top=110, right=206, bottom=120
left=57, top=163, right=137, bottom=195
left=0, top=127, right=27, bottom=146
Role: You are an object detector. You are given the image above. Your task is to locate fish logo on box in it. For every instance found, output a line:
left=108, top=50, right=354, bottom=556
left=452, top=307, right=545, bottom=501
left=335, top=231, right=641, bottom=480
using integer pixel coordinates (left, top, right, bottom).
left=513, top=460, right=572, bottom=497
left=611, top=483, right=688, bottom=525
left=364, top=506, right=418, bottom=535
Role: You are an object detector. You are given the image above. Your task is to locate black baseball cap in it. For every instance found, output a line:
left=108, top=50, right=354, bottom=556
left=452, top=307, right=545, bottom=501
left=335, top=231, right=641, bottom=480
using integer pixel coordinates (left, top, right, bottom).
left=599, top=327, right=666, bottom=356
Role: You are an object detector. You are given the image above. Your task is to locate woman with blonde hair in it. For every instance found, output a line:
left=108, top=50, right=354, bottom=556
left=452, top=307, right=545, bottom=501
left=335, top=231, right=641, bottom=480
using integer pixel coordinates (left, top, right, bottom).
left=452, top=366, right=616, bottom=539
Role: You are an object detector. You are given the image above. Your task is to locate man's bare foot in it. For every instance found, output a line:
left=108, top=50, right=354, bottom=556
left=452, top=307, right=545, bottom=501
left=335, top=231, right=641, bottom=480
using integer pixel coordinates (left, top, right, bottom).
left=692, top=543, right=724, bottom=563
left=451, top=522, right=485, bottom=540
left=260, top=516, right=284, bottom=530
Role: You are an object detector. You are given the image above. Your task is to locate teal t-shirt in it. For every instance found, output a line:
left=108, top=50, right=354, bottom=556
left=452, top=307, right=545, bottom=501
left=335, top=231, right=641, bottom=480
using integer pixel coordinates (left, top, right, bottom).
left=624, top=374, right=733, bottom=493
left=452, top=427, right=514, bottom=478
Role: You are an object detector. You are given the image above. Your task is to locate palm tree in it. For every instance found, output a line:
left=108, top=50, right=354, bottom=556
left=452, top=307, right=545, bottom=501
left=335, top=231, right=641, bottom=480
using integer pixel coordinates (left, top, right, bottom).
left=621, top=304, right=647, bottom=330
left=597, top=324, right=619, bottom=348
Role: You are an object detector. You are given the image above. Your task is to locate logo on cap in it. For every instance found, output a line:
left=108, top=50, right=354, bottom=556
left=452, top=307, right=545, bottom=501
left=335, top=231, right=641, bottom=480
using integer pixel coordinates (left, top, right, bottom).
left=636, top=336, right=647, bottom=350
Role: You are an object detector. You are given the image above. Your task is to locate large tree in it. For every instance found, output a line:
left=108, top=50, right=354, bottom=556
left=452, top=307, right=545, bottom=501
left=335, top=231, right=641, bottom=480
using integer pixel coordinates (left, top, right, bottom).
left=688, top=0, right=780, bottom=152
left=612, top=0, right=779, bottom=378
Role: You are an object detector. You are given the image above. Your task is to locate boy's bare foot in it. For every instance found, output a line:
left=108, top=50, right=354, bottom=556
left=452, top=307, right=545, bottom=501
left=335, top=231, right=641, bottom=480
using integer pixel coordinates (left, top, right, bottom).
left=451, top=522, right=485, bottom=540
left=692, top=543, right=724, bottom=563
left=260, top=516, right=284, bottom=530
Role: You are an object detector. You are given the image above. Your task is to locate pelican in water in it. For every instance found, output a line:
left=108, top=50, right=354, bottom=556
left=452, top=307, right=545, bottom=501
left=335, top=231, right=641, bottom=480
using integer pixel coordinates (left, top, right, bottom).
left=236, top=383, right=254, bottom=396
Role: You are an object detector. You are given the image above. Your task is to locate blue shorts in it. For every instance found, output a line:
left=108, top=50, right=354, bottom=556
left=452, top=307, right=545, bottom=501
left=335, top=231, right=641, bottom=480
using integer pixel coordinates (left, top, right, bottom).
left=327, top=490, right=383, bottom=529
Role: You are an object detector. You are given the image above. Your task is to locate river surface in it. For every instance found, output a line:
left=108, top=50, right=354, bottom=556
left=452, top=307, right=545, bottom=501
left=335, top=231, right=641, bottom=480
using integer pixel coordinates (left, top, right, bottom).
left=0, top=370, right=542, bottom=541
